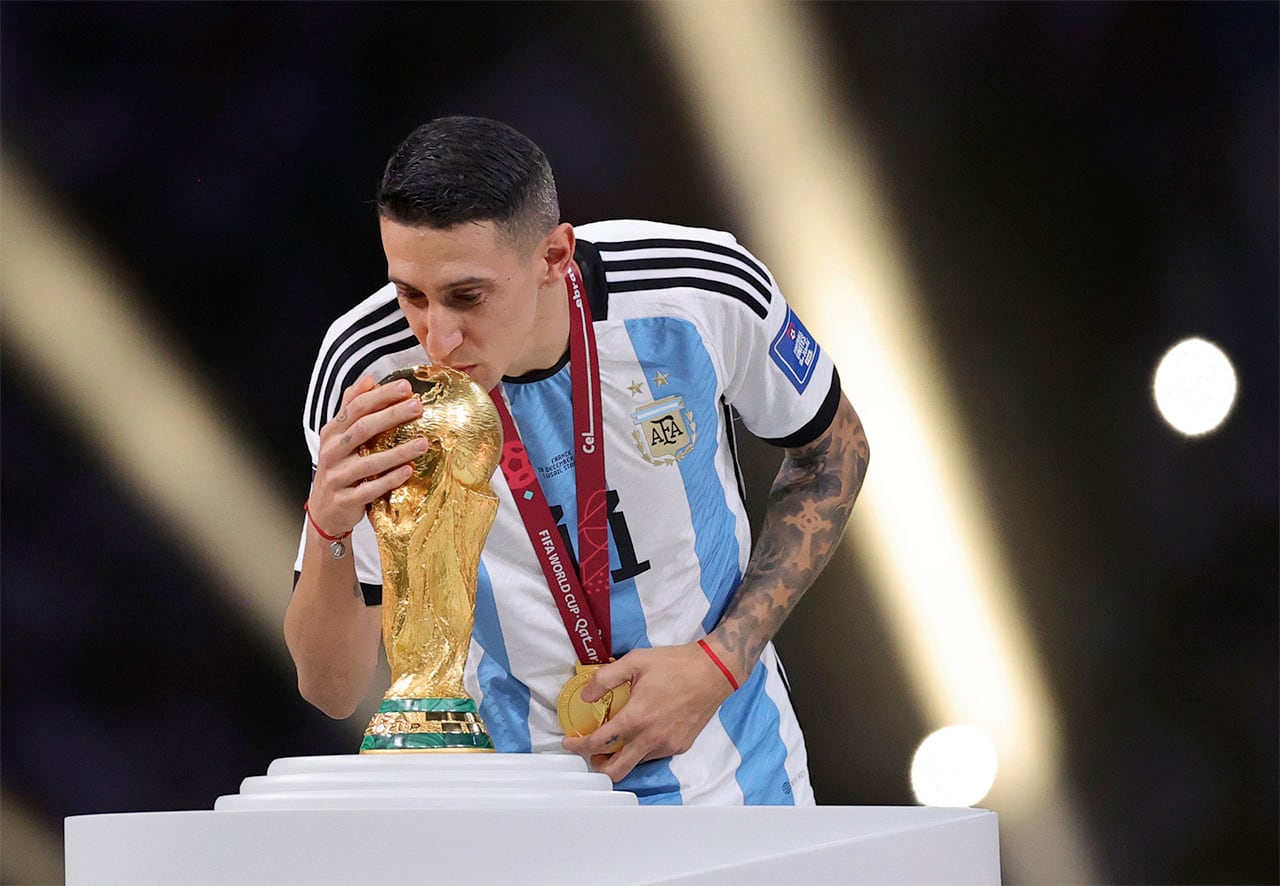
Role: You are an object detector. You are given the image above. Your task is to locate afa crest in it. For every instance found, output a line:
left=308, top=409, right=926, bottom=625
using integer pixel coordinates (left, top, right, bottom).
left=631, top=395, right=697, bottom=465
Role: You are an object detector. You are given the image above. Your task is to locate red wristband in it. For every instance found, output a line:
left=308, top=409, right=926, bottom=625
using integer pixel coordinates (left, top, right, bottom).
left=698, top=638, right=740, bottom=691
left=304, top=501, right=351, bottom=542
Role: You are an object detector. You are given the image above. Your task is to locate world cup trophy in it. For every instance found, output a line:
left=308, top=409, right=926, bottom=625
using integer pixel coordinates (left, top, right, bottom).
left=357, top=365, right=502, bottom=752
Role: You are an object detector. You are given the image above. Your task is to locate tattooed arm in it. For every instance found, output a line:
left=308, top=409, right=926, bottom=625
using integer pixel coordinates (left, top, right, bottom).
left=564, top=392, right=868, bottom=781
left=708, top=391, right=869, bottom=681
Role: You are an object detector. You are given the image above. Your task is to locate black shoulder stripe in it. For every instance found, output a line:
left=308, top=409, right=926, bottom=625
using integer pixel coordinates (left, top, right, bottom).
left=311, top=327, right=418, bottom=431
left=308, top=298, right=404, bottom=429
left=573, top=239, right=610, bottom=320
left=592, top=238, right=771, bottom=290
left=762, top=368, right=842, bottom=449
left=326, top=332, right=422, bottom=424
left=603, top=256, right=772, bottom=307
left=311, top=319, right=414, bottom=430
left=607, top=276, right=768, bottom=320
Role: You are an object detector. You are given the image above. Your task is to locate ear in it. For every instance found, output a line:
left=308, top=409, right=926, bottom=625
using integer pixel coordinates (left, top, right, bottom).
left=536, top=223, right=576, bottom=285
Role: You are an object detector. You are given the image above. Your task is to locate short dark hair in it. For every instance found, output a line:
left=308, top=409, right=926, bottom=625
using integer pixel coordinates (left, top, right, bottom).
left=376, top=116, right=559, bottom=253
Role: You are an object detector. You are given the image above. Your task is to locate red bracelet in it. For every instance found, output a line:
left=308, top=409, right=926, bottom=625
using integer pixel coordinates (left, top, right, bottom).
left=304, top=502, right=352, bottom=559
left=304, top=502, right=351, bottom=541
left=698, top=638, right=740, bottom=691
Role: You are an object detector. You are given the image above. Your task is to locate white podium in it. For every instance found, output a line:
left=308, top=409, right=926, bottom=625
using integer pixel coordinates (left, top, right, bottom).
left=65, top=755, right=1000, bottom=885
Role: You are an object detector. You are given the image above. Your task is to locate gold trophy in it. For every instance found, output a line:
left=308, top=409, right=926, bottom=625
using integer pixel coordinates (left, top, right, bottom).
left=357, top=365, right=502, bottom=752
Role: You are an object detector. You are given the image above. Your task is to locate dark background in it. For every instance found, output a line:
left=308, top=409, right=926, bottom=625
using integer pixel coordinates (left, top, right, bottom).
left=2, top=3, right=1276, bottom=883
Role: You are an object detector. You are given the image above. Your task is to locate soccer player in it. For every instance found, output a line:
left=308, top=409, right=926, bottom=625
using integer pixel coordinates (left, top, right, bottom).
left=286, top=116, right=869, bottom=805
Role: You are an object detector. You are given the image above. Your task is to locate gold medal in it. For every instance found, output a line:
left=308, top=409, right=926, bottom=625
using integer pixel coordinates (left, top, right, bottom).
left=557, top=662, right=631, bottom=740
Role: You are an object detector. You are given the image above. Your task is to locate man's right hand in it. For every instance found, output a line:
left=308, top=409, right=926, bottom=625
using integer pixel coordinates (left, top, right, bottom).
left=288, top=374, right=427, bottom=720
left=305, top=375, right=428, bottom=535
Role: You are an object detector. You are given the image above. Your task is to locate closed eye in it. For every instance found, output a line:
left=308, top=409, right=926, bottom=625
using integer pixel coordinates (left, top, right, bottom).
left=450, top=291, right=483, bottom=307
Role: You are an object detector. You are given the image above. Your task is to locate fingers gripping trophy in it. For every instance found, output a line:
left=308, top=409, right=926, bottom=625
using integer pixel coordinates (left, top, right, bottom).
left=357, top=365, right=502, bottom=752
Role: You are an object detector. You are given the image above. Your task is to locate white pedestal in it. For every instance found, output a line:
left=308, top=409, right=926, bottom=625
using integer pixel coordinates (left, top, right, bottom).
left=214, top=752, right=636, bottom=810
left=65, top=755, right=1000, bottom=885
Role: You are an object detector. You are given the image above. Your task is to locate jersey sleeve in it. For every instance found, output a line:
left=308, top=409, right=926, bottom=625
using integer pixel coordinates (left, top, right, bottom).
left=293, top=324, right=387, bottom=606
left=712, top=241, right=841, bottom=447
left=579, top=218, right=841, bottom=447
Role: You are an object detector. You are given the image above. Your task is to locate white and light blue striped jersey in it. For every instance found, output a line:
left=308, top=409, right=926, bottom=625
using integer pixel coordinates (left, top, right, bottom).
left=296, top=219, right=842, bottom=805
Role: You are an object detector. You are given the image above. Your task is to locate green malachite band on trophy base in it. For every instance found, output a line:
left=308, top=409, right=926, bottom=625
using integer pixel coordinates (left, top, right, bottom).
left=377, top=697, right=479, bottom=714
left=359, top=732, right=494, bottom=752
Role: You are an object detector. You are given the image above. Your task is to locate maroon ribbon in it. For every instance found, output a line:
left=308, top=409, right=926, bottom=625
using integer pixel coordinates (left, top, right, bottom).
left=490, top=263, right=611, bottom=665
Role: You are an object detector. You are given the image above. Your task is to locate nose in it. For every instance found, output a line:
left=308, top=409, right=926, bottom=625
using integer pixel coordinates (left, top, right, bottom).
left=422, top=305, right=464, bottom=364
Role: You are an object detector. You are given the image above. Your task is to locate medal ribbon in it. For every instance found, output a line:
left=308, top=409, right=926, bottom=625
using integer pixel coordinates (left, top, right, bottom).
left=490, top=262, right=612, bottom=665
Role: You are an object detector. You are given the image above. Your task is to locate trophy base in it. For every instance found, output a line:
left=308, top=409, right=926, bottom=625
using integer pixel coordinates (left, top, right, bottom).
left=359, top=697, right=494, bottom=753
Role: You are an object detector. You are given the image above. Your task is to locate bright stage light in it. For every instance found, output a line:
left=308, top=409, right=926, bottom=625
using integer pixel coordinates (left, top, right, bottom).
left=649, top=2, right=1098, bottom=880
left=911, top=725, right=998, bottom=808
left=1153, top=337, right=1238, bottom=436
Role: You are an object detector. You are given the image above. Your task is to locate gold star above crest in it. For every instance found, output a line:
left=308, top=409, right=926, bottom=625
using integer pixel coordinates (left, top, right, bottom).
left=627, top=380, right=644, bottom=396
left=652, top=370, right=670, bottom=387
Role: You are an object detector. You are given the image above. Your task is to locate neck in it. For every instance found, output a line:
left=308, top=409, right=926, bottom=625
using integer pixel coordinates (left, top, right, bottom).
left=509, top=274, right=571, bottom=377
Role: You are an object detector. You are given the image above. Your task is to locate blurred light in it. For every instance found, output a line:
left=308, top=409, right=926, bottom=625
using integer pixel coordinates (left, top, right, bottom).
left=1153, top=337, right=1237, bottom=436
left=911, top=725, right=998, bottom=807
left=0, top=792, right=64, bottom=885
left=0, top=156, right=298, bottom=662
left=649, top=2, right=1098, bottom=881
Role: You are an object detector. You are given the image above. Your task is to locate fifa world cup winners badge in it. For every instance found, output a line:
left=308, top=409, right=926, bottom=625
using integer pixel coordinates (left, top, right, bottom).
left=358, top=365, right=502, bottom=752
left=770, top=306, right=819, bottom=393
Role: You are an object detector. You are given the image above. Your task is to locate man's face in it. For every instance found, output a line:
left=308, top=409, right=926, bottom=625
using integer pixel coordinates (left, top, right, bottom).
left=380, top=217, right=551, bottom=392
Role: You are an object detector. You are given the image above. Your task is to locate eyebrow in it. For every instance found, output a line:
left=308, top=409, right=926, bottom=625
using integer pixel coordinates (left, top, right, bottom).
left=389, top=275, right=494, bottom=292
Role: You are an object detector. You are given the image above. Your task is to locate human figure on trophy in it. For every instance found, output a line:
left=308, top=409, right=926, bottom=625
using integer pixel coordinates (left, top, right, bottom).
left=286, top=116, right=870, bottom=805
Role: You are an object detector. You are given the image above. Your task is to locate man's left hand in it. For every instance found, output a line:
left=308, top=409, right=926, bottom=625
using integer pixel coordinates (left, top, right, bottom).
left=561, top=640, right=739, bottom=783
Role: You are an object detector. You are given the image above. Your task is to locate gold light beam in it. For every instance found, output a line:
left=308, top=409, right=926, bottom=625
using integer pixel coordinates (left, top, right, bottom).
left=0, top=792, right=65, bottom=885
left=1, top=157, right=299, bottom=662
left=647, top=3, right=1099, bottom=881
